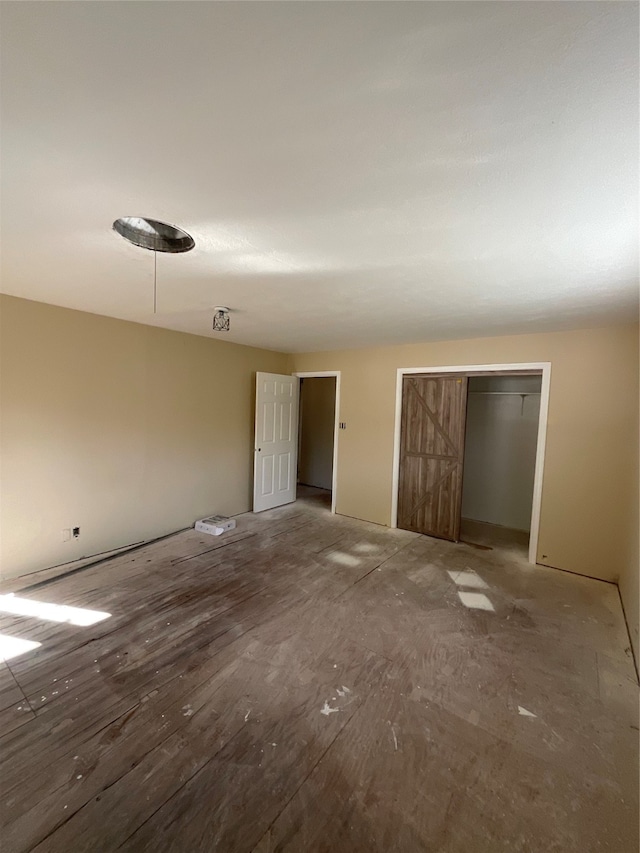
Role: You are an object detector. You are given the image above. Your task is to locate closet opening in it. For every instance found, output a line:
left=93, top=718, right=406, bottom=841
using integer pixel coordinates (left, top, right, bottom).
left=460, top=374, right=542, bottom=558
left=392, top=363, right=550, bottom=564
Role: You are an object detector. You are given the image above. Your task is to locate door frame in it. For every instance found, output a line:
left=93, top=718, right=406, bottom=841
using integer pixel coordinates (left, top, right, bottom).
left=390, top=362, right=551, bottom=565
left=293, top=371, right=341, bottom=514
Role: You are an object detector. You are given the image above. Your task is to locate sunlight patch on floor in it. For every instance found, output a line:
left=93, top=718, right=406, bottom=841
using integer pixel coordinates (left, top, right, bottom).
left=447, top=570, right=489, bottom=590
left=0, top=633, right=41, bottom=662
left=0, top=594, right=111, bottom=627
left=327, top=552, right=361, bottom=567
left=457, top=591, right=495, bottom=612
left=352, top=543, right=379, bottom=554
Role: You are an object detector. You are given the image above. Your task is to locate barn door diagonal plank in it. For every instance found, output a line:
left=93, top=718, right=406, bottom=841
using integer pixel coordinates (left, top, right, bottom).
left=407, top=379, right=459, bottom=457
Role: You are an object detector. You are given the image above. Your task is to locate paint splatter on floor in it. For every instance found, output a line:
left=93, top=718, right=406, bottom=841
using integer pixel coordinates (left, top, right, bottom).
left=518, top=706, right=537, bottom=718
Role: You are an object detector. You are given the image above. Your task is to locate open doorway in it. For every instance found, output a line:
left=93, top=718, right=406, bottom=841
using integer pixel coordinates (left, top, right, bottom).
left=253, top=370, right=341, bottom=515
left=296, top=376, right=337, bottom=512
left=460, top=374, right=542, bottom=558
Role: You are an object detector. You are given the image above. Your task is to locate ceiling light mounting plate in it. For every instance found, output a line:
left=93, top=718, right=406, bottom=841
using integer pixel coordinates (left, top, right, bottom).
left=113, top=217, right=195, bottom=253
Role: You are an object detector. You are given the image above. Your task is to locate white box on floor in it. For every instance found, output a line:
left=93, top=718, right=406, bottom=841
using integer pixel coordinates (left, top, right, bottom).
left=194, top=515, right=236, bottom=536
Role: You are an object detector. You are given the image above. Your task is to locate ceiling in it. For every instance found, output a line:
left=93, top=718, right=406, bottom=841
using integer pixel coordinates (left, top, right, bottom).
left=1, top=2, right=637, bottom=352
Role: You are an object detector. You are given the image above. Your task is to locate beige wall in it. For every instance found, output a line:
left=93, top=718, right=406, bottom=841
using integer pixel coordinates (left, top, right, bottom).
left=291, top=325, right=639, bottom=596
left=617, top=350, right=639, bottom=666
left=0, top=295, right=289, bottom=579
left=298, top=377, right=336, bottom=491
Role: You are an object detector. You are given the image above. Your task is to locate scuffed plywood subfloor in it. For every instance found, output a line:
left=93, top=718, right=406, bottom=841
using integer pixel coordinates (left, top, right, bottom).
left=0, top=487, right=637, bottom=852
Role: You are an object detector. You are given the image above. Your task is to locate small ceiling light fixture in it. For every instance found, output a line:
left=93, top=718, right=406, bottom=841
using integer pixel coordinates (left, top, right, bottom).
left=112, top=217, right=195, bottom=314
left=213, top=307, right=230, bottom=332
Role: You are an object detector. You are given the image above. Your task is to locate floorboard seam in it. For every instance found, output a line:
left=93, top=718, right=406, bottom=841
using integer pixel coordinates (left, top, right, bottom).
left=14, top=529, right=192, bottom=593
left=345, top=539, right=416, bottom=593
left=24, top=716, right=202, bottom=851
left=170, top=533, right=258, bottom=565
left=350, top=639, right=395, bottom=664
left=615, top=583, right=639, bottom=681
left=4, top=660, right=36, bottom=715
left=2, top=621, right=259, bottom=814
left=21, top=656, right=257, bottom=851
left=249, top=702, right=367, bottom=853
left=266, top=519, right=318, bottom=540
left=0, top=699, right=144, bottom=819
left=314, top=536, right=351, bottom=555
left=113, top=720, right=249, bottom=851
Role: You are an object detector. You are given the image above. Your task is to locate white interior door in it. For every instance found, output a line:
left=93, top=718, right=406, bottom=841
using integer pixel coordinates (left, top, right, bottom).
left=253, top=373, right=300, bottom=512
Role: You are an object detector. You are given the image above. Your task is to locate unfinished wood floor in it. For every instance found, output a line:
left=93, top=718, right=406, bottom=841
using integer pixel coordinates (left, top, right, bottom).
left=1, top=488, right=638, bottom=852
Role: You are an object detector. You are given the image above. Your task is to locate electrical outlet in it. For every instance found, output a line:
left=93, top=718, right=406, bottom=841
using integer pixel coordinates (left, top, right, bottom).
left=72, top=527, right=80, bottom=538
left=61, top=529, right=71, bottom=542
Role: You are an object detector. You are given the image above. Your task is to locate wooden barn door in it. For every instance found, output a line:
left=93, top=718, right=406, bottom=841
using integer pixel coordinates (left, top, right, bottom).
left=397, top=374, right=468, bottom=540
